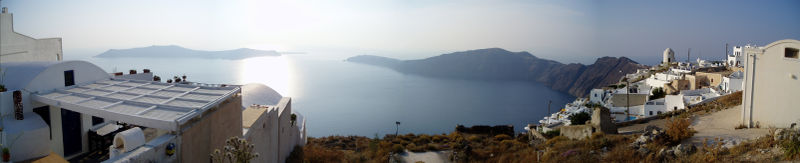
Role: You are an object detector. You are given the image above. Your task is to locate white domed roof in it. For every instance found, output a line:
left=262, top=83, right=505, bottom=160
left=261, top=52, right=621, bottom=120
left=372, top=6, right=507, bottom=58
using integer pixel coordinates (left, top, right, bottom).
left=241, top=83, right=283, bottom=106
left=664, top=48, right=674, bottom=53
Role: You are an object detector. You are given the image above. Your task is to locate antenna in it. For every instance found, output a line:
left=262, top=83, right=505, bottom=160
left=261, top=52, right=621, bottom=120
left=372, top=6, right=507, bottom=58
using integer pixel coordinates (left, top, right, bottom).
left=687, top=48, right=691, bottom=63
left=547, top=100, right=552, bottom=116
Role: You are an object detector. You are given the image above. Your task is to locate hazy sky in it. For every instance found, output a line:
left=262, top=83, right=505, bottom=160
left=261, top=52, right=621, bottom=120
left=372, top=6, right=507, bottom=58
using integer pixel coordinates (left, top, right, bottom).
left=3, top=0, right=799, bottom=65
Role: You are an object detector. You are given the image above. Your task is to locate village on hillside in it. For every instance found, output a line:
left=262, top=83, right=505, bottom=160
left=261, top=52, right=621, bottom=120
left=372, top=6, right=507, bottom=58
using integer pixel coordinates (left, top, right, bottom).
left=533, top=46, right=748, bottom=131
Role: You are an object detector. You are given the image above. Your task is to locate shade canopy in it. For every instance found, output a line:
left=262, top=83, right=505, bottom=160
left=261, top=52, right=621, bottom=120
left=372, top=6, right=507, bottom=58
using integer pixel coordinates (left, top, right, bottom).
left=33, top=79, right=240, bottom=131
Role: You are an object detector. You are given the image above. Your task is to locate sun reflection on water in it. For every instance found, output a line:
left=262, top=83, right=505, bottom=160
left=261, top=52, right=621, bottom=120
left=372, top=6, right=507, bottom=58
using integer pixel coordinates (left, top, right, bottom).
left=237, top=55, right=294, bottom=96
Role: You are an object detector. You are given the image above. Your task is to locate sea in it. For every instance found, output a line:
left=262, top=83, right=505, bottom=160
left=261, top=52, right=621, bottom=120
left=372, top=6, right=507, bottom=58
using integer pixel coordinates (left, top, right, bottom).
left=70, top=54, right=574, bottom=137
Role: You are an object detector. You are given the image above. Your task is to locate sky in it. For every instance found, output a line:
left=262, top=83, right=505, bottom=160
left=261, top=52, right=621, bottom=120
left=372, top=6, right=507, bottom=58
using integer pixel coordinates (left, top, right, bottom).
left=2, top=0, right=799, bottom=65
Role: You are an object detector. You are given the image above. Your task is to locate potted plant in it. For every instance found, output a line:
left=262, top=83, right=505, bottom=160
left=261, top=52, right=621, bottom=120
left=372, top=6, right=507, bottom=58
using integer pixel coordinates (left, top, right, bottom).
left=290, top=114, right=297, bottom=126
left=2, top=147, right=8, bottom=162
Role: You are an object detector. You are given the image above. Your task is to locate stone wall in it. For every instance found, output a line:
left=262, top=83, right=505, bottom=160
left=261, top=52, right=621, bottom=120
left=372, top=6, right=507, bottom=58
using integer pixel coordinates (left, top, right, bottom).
left=560, top=125, right=594, bottom=140
left=179, top=95, right=243, bottom=163
left=590, top=107, right=617, bottom=134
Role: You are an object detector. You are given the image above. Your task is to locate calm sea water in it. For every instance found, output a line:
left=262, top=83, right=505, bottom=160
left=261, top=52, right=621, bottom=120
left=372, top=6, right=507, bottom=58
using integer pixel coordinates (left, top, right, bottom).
left=75, top=54, right=574, bottom=137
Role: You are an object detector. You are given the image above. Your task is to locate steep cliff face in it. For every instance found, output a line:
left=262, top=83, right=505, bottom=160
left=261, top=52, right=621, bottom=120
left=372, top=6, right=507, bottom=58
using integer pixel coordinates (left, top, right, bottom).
left=346, top=48, right=647, bottom=97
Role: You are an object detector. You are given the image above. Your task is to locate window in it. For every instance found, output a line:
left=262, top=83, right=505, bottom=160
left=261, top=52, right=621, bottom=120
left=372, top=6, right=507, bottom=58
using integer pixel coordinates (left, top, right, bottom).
left=674, top=106, right=677, bottom=110
left=64, top=70, right=75, bottom=86
left=657, top=111, right=663, bottom=114
left=786, top=48, right=799, bottom=59
left=649, top=111, right=653, bottom=116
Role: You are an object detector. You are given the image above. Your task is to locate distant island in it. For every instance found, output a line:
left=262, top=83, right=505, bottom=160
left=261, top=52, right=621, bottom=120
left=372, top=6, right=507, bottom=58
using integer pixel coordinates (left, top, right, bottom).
left=346, top=48, right=648, bottom=97
left=94, top=45, right=280, bottom=60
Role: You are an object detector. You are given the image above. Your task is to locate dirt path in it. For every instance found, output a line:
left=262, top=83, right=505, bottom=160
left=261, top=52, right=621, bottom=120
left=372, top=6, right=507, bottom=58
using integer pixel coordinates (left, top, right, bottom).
left=399, top=150, right=451, bottom=163
left=619, top=118, right=668, bottom=134
left=684, top=105, right=770, bottom=147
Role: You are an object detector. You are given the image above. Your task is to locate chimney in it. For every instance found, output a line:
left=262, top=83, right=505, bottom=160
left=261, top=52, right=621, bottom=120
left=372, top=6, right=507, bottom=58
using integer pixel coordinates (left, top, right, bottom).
left=129, top=70, right=137, bottom=74
left=114, top=72, right=123, bottom=76
left=143, top=69, right=151, bottom=73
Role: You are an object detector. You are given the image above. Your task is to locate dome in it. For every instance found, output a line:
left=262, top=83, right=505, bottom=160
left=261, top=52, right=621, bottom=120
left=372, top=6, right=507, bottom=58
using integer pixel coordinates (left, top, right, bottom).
left=664, top=48, right=674, bottom=53
left=241, top=83, right=283, bottom=106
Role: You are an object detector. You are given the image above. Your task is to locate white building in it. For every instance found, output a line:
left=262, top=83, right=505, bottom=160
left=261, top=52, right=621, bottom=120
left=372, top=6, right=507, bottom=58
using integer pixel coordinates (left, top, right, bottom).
left=742, top=39, right=800, bottom=128
left=589, top=89, right=609, bottom=105
left=644, top=71, right=683, bottom=88
left=0, top=7, right=305, bottom=162
left=641, top=98, right=666, bottom=117
left=0, top=61, right=307, bottom=163
left=663, top=48, right=675, bottom=65
left=727, top=46, right=745, bottom=67
left=721, top=71, right=743, bottom=93
left=664, top=94, right=686, bottom=111
left=0, top=7, right=62, bottom=63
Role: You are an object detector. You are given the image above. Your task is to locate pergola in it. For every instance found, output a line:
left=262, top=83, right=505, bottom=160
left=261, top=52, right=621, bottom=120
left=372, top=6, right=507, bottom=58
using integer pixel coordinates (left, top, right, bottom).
left=33, top=79, right=240, bottom=131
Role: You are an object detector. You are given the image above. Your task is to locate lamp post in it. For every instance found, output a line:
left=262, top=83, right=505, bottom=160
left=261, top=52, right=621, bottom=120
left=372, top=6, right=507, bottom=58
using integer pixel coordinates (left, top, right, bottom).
left=395, top=121, right=401, bottom=136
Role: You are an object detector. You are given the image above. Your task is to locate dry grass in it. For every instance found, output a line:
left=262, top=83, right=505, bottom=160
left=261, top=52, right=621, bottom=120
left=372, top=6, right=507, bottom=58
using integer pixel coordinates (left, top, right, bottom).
left=664, top=117, right=695, bottom=145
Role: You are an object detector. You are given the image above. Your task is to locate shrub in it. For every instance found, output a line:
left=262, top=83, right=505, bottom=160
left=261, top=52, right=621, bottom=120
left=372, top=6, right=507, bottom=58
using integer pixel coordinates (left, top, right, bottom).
left=734, top=124, right=747, bottom=130
left=391, top=144, right=404, bottom=153
left=543, top=129, right=560, bottom=138
left=494, top=134, right=512, bottom=141
left=700, top=137, right=729, bottom=162
left=286, top=145, right=304, bottom=163
left=467, top=135, right=483, bottom=142
left=210, top=137, right=259, bottom=163
left=650, top=87, right=666, bottom=99
left=665, top=117, right=694, bottom=144
left=302, top=144, right=344, bottom=162
left=569, top=112, right=591, bottom=125
left=603, top=144, right=641, bottom=162
left=781, top=135, right=800, bottom=160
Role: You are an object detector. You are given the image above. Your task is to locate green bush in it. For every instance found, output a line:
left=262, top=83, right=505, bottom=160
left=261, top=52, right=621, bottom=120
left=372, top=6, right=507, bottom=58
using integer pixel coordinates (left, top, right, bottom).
left=543, top=129, right=560, bottom=138
left=650, top=87, right=666, bottom=99
left=782, top=136, right=800, bottom=160
left=569, top=112, right=591, bottom=125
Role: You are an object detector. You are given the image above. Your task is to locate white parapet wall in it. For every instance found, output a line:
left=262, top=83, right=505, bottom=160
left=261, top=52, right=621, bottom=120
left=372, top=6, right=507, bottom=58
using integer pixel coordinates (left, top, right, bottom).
left=1, top=8, right=62, bottom=63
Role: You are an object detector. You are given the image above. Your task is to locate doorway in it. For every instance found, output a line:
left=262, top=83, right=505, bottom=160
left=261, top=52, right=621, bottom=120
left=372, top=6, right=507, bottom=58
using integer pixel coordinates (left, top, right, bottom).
left=61, top=108, right=82, bottom=156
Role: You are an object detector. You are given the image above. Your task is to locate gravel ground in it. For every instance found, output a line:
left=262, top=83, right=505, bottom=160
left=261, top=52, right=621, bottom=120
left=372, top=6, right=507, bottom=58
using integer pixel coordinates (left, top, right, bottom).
left=684, top=105, right=770, bottom=147
left=398, top=150, right=452, bottom=163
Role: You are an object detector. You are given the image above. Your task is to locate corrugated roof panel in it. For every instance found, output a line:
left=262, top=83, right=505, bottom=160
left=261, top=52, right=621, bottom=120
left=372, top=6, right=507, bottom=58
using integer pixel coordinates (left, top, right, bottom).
left=132, top=96, right=169, bottom=104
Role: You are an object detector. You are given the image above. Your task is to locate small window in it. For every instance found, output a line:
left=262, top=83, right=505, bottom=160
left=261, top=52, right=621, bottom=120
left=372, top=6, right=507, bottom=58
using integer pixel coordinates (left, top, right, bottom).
left=786, top=48, right=799, bottom=59
left=674, top=106, right=678, bottom=110
left=649, top=111, right=653, bottom=115
left=64, top=70, right=75, bottom=86
left=657, top=111, right=662, bottom=114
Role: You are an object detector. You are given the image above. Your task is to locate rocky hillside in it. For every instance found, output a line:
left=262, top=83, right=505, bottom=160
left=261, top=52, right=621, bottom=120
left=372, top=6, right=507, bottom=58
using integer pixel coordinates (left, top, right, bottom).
left=346, top=48, right=647, bottom=97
